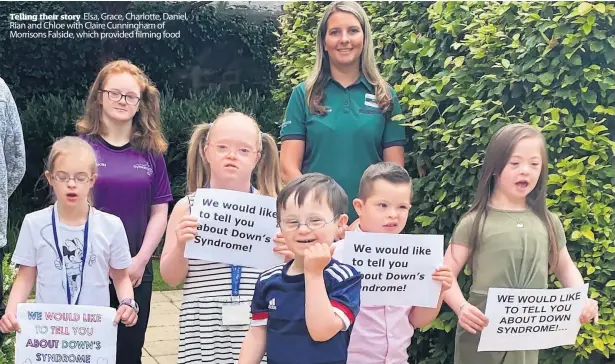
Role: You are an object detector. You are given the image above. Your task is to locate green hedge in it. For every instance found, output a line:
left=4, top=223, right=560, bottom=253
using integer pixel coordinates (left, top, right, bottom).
left=7, top=88, right=282, bottom=254
left=274, top=2, right=615, bottom=363
left=0, top=1, right=278, bottom=103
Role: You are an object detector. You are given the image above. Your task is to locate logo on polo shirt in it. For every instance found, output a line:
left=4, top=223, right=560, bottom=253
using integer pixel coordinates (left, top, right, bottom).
left=365, top=93, right=378, bottom=108
left=268, top=298, right=277, bottom=310
left=133, top=162, right=153, bottom=176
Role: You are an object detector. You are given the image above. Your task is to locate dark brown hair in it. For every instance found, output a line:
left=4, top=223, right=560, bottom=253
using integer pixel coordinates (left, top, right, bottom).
left=276, top=173, right=348, bottom=222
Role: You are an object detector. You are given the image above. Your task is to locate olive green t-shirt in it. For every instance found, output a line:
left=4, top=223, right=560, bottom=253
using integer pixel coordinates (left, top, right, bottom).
left=449, top=207, right=568, bottom=364
left=280, top=76, right=407, bottom=222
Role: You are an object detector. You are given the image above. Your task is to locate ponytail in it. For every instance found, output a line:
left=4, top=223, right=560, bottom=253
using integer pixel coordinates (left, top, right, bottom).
left=186, top=109, right=284, bottom=197
left=255, top=132, right=283, bottom=197
left=186, top=124, right=212, bottom=194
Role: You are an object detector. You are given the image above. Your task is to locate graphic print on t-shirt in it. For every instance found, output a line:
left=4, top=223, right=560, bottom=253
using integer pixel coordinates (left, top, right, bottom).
left=39, top=223, right=98, bottom=303
left=60, top=237, right=84, bottom=300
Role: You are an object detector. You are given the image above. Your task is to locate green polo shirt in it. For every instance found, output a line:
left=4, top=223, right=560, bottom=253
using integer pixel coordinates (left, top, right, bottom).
left=280, top=76, right=406, bottom=222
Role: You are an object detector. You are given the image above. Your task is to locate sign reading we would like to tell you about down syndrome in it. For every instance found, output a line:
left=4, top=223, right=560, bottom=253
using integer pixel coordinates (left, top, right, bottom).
left=184, top=188, right=284, bottom=269
left=477, top=284, right=589, bottom=352
left=16, top=303, right=117, bottom=364
left=343, top=231, right=444, bottom=308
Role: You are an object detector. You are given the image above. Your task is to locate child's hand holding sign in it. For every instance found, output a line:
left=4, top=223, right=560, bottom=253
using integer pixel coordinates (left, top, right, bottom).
left=432, top=266, right=453, bottom=291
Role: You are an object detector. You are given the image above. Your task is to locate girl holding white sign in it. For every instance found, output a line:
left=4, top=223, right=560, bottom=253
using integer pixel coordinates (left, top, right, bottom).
left=442, top=124, right=599, bottom=364
left=160, top=110, right=283, bottom=364
left=0, top=137, right=138, bottom=334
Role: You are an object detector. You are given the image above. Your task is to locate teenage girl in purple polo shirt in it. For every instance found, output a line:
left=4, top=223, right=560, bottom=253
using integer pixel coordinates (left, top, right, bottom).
left=76, top=60, right=173, bottom=364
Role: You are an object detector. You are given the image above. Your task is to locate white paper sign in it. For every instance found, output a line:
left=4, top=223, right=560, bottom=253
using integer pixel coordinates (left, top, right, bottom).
left=184, top=188, right=284, bottom=269
left=477, top=284, right=588, bottom=352
left=16, top=303, right=117, bottom=364
left=343, top=231, right=444, bottom=307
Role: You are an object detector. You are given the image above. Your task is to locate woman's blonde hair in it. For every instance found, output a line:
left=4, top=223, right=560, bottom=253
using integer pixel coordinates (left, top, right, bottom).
left=46, top=136, right=98, bottom=204
left=76, top=59, right=168, bottom=154
left=186, top=109, right=283, bottom=197
left=306, top=0, right=392, bottom=115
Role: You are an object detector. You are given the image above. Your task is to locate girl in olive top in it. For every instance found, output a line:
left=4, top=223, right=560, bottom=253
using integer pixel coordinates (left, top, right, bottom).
left=279, top=1, right=406, bottom=224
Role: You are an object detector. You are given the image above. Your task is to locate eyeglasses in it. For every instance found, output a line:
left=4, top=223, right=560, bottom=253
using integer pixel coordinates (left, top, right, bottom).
left=208, top=143, right=260, bottom=158
left=51, top=172, right=92, bottom=184
left=100, top=90, right=141, bottom=106
left=278, top=216, right=339, bottom=232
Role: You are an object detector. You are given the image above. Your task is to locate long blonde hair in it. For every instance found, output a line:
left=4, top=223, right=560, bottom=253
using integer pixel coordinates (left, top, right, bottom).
left=45, top=136, right=98, bottom=204
left=186, top=110, right=283, bottom=197
left=76, top=59, right=168, bottom=154
left=306, top=0, right=392, bottom=115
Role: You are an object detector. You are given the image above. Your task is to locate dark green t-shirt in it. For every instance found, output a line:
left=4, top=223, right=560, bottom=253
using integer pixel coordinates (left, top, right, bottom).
left=280, top=76, right=406, bottom=222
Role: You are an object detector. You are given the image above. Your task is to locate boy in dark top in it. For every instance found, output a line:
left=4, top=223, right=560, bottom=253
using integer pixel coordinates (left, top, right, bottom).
left=239, top=173, right=362, bottom=364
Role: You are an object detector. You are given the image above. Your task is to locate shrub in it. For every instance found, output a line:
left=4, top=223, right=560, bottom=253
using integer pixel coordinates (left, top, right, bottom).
left=0, top=1, right=278, bottom=103
left=274, top=1, right=615, bottom=363
left=9, top=88, right=283, bottom=230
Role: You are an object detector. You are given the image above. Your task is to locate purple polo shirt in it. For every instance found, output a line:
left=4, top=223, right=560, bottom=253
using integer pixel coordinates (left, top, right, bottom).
left=83, top=135, right=173, bottom=282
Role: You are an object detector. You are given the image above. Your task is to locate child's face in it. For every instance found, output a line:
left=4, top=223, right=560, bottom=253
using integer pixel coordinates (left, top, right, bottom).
left=353, top=179, right=411, bottom=234
left=279, top=191, right=347, bottom=259
left=45, top=153, right=96, bottom=207
left=495, top=136, right=543, bottom=202
left=204, top=117, right=261, bottom=185
left=100, top=72, right=141, bottom=123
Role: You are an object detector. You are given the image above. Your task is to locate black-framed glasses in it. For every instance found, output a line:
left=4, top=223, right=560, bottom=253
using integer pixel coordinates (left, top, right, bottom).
left=100, top=89, right=141, bottom=105
left=278, top=215, right=339, bottom=232
left=51, top=172, right=92, bottom=184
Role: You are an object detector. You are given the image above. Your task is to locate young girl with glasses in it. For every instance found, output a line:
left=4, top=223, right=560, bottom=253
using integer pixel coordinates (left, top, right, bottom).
left=0, top=136, right=138, bottom=334
left=161, top=109, right=283, bottom=364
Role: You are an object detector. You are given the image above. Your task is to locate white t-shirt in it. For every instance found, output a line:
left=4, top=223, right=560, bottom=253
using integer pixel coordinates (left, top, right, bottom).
left=12, top=203, right=132, bottom=306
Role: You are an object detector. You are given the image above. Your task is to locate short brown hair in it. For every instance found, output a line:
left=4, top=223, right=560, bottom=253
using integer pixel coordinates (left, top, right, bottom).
left=357, top=162, right=412, bottom=200
left=276, top=173, right=348, bottom=222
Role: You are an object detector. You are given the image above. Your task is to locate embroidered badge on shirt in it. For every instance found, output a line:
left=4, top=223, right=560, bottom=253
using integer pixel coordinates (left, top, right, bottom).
left=364, top=93, right=378, bottom=108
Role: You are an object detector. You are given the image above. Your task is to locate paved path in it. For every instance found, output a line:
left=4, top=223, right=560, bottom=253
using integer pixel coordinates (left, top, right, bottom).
left=142, top=290, right=182, bottom=364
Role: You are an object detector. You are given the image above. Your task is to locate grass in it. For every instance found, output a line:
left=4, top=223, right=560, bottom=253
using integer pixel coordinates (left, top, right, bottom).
left=152, top=259, right=182, bottom=292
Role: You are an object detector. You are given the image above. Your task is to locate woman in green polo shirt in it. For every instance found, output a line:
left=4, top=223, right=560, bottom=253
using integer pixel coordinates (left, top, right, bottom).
left=279, top=0, right=406, bottom=223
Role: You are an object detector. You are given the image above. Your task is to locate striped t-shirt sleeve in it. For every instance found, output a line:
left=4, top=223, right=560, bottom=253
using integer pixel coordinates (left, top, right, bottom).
left=325, top=262, right=362, bottom=331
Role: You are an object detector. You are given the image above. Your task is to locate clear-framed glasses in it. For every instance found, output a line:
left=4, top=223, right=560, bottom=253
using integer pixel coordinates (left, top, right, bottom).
left=278, top=215, right=339, bottom=232
left=100, top=89, right=141, bottom=106
left=51, top=172, right=92, bottom=184
left=209, top=143, right=260, bottom=158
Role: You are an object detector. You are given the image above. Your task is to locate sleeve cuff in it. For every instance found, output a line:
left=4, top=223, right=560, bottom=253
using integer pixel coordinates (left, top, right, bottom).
left=110, top=258, right=132, bottom=270
left=153, top=194, right=173, bottom=205
left=251, top=311, right=268, bottom=327
left=11, top=256, right=36, bottom=267
left=280, top=134, right=306, bottom=142
left=383, top=140, right=406, bottom=148
left=331, top=300, right=354, bottom=331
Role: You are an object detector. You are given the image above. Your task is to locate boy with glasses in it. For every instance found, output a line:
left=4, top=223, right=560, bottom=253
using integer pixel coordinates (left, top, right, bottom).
left=239, top=173, right=361, bottom=364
